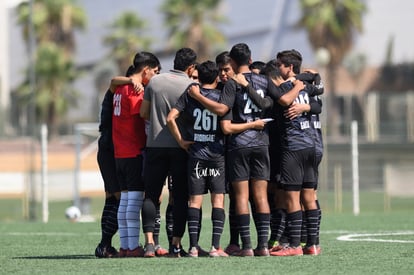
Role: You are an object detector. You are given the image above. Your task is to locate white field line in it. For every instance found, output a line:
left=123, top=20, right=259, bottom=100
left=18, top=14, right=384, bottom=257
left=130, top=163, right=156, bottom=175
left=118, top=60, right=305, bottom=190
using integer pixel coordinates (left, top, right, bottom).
left=336, top=231, right=414, bottom=243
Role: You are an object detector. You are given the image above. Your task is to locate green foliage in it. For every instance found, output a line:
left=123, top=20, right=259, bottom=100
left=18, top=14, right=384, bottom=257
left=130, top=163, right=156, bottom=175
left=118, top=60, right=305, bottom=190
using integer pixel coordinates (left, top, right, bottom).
left=14, top=0, right=87, bottom=137
left=160, top=0, right=226, bottom=60
left=297, top=0, right=366, bottom=66
left=103, top=11, right=152, bottom=74
left=16, top=0, right=86, bottom=54
left=15, top=43, right=80, bottom=136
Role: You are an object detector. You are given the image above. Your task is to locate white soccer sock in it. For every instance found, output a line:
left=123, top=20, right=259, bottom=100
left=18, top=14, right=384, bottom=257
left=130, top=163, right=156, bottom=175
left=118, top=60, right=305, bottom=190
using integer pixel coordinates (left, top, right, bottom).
left=126, top=191, right=144, bottom=250
left=117, top=192, right=128, bottom=250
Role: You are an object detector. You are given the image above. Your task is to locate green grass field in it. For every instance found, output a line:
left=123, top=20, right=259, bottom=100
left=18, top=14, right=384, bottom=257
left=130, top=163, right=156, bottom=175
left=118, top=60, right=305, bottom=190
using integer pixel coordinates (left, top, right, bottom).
left=1, top=193, right=413, bottom=274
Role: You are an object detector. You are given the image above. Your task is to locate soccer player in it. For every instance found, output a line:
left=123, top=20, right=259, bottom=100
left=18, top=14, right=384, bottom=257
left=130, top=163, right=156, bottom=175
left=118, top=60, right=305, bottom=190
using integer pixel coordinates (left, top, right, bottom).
left=284, top=69, right=324, bottom=255
left=270, top=49, right=319, bottom=256
left=231, top=59, right=306, bottom=255
left=112, top=52, right=161, bottom=257
left=167, top=60, right=228, bottom=257
left=140, top=47, right=197, bottom=258
left=94, top=66, right=145, bottom=258
left=188, top=43, right=276, bottom=256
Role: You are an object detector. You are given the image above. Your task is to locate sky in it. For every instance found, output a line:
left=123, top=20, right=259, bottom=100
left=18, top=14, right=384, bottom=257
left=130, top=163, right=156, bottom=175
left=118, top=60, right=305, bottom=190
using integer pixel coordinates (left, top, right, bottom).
left=2, top=0, right=414, bottom=119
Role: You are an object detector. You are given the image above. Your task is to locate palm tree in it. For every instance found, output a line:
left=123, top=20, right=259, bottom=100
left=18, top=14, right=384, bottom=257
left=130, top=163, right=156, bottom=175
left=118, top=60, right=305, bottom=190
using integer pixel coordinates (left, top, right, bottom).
left=160, top=0, right=226, bottom=61
left=16, top=0, right=86, bottom=57
left=15, top=43, right=79, bottom=137
left=103, top=12, right=152, bottom=74
left=15, top=0, right=86, bottom=137
left=297, top=0, right=366, bottom=136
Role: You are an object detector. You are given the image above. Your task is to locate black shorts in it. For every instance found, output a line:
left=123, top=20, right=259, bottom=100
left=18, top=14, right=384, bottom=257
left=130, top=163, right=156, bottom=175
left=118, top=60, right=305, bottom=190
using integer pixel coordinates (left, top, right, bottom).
left=97, top=146, right=120, bottom=194
left=143, top=147, right=188, bottom=202
left=115, top=155, right=144, bottom=191
left=188, top=157, right=226, bottom=195
left=227, top=146, right=270, bottom=182
left=269, top=144, right=281, bottom=185
left=280, top=148, right=316, bottom=191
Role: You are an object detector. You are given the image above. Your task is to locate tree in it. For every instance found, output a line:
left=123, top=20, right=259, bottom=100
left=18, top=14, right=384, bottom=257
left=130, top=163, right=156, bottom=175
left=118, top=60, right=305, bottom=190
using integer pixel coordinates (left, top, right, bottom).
left=16, top=0, right=86, bottom=56
left=160, top=0, right=226, bottom=61
left=103, top=12, right=152, bottom=75
left=15, top=0, right=86, bottom=137
left=15, top=43, right=80, bottom=137
left=297, top=0, right=366, bottom=136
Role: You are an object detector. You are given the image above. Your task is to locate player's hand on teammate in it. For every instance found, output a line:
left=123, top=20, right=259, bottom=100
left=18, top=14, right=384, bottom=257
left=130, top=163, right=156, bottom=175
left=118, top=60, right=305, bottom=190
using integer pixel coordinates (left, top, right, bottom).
left=187, top=83, right=201, bottom=99
left=130, top=77, right=144, bottom=94
left=178, top=139, right=195, bottom=152
left=232, top=73, right=249, bottom=87
left=293, top=79, right=305, bottom=91
left=284, top=101, right=309, bottom=120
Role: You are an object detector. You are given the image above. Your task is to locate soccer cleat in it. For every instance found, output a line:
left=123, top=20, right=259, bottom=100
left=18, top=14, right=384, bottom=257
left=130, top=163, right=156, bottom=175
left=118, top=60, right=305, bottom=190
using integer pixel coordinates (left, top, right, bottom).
left=188, top=246, right=199, bottom=258
left=144, top=243, right=155, bottom=258
left=126, top=246, right=145, bottom=257
left=224, top=244, right=241, bottom=256
left=209, top=246, right=229, bottom=257
left=154, top=245, right=169, bottom=256
left=270, top=246, right=303, bottom=256
left=303, top=245, right=321, bottom=255
left=253, top=247, right=270, bottom=256
left=196, top=245, right=209, bottom=257
left=233, top=248, right=254, bottom=257
left=269, top=243, right=288, bottom=252
left=118, top=248, right=128, bottom=258
left=105, top=246, right=119, bottom=258
left=95, top=243, right=118, bottom=258
left=168, top=246, right=186, bottom=258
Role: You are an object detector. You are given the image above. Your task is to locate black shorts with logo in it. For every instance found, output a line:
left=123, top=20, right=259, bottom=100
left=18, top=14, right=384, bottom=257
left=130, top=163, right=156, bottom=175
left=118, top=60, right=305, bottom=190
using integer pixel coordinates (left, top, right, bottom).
left=188, top=157, right=226, bottom=195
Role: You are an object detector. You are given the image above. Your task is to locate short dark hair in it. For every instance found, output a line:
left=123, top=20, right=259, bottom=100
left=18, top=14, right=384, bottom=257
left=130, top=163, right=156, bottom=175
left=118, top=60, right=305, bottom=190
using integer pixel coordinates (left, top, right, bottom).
left=126, top=52, right=160, bottom=76
left=197, top=60, right=218, bottom=85
left=249, top=61, right=266, bottom=72
left=261, top=59, right=282, bottom=80
left=133, top=51, right=161, bottom=71
left=173, top=47, right=197, bottom=71
left=215, top=51, right=231, bottom=66
left=276, top=49, right=302, bottom=74
left=229, top=43, right=251, bottom=67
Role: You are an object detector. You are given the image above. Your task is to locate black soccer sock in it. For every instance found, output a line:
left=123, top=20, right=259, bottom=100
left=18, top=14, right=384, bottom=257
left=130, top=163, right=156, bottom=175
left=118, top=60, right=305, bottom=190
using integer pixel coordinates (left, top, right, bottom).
left=300, top=210, right=307, bottom=244
left=316, top=199, right=322, bottom=245
left=211, top=208, right=225, bottom=249
left=237, top=214, right=252, bottom=250
left=286, top=210, right=302, bottom=248
left=255, top=213, right=270, bottom=249
left=270, top=208, right=285, bottom=242
left=198, top=207, right=203, bottom=242
left=153, top=203, right=161, bottom=245
left=228, top=198, right=239, bottom=246
left=305, top=209, right=319, bottom=246
left=165, top=203, right=174, bottom=245
left=101, top=196, right=119, bottom=247
left=187, top=207, right=200, bottom=248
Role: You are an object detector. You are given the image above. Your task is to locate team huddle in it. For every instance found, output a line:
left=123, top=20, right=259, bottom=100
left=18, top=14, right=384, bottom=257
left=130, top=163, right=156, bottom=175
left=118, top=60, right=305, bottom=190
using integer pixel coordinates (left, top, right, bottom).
left=95, top=43, right=323, bottom=258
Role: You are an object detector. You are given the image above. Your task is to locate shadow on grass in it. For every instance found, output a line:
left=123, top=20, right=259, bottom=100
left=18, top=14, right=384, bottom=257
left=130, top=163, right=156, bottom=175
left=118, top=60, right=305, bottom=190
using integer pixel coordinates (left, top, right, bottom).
left=13, top=254, right=95, bottom=260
